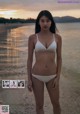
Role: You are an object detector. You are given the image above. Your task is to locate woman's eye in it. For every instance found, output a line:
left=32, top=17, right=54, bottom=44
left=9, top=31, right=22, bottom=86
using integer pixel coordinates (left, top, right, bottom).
left=40, top=19, right=50, bottom=23
left=41, top=20, right=44, bottom=22
left=47, top=21, right=49, bottom=22
left=47, top=20, right=50, bottom=22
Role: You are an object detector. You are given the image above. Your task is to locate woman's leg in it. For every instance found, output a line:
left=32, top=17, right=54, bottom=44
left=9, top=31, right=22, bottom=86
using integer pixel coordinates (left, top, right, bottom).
left=45, top=78, right=61, bottom=114
left=32, top=76, right=44, bottom=114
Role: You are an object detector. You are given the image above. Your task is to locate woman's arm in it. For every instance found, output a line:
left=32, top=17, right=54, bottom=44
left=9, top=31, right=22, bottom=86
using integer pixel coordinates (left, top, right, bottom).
left=56, top=34, right=62, bottom=80
left=27, top=35, right=35, bottom=81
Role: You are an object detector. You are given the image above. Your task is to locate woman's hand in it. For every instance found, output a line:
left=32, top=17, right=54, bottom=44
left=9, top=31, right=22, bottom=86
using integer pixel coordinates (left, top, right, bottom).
left=27, top=79, right=33, bottom=92
left=52, top=76, right=60, bottom=88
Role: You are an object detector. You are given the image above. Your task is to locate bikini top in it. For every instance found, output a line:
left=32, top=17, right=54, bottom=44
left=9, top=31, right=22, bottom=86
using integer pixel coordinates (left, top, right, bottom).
left=35, top=34, right=57, bottom=52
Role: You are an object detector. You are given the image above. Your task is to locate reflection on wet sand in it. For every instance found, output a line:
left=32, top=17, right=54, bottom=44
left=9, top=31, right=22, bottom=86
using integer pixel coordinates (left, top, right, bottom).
left=0, top=24, right=30, bottom=79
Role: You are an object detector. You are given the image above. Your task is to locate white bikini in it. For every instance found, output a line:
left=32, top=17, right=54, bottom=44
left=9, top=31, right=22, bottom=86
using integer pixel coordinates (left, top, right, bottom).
left=32, top=33, right=57, bottom=83
left=35, top=34, right=57, bottom=52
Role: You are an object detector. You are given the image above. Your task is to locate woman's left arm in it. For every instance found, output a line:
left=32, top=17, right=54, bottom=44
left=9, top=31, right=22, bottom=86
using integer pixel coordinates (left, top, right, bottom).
left=56, top=34, right=62, bottom=80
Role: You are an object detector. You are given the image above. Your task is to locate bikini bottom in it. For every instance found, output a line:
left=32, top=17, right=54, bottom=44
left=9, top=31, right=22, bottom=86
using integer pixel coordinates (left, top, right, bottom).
left=32, top=73, right=57, bottom=83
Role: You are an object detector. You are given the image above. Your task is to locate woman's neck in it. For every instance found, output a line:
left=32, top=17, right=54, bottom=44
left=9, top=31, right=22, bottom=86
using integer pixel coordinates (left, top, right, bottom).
left=39, top=30, right=51, bottom=36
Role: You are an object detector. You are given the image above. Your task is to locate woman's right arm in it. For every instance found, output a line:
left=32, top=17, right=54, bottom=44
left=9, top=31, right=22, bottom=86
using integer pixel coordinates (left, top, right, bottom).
left=27, top=35, right=35, bottom=81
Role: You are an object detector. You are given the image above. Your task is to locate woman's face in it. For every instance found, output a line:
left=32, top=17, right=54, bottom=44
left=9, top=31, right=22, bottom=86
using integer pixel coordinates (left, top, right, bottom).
left=39, top=16, right=51, bottom=31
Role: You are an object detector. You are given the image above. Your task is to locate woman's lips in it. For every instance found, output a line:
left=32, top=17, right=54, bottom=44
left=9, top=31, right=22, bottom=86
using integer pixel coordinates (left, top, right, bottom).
left=43, top=26, right=48, bottom=28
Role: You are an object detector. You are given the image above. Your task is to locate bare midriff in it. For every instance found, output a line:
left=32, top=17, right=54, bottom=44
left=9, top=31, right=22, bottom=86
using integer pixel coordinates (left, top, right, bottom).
left=32, top=51, right=57, bottom=76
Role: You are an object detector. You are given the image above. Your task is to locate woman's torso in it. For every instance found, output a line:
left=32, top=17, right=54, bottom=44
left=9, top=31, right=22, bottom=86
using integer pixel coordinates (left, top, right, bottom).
left=32, top=33, right=57, bottom=76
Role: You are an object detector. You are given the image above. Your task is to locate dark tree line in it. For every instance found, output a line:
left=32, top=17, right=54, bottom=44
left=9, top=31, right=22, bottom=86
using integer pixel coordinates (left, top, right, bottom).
left=0, top=17, right=36, bottom=23
left=0, top=16, right=80, bottom=24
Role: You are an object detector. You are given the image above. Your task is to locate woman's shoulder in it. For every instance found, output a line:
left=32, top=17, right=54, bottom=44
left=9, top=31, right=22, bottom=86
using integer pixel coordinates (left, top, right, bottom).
left=29, top=34, right=36, bottom=39
left=54, top=33, right=62, bottom=42
left=28, top=34, right=37, bottom=42
left=55, top=33, right=61, bottom=38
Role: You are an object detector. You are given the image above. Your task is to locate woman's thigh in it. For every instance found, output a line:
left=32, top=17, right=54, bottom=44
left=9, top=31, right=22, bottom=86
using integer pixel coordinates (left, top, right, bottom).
left=45, top=78, right=60, bottom=105
left=32, top=76, right=44, bottom=106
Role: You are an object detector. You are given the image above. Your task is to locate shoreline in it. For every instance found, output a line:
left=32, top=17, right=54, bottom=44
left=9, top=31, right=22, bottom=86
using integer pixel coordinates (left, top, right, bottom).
left=0, top=23, right=33, bottom=30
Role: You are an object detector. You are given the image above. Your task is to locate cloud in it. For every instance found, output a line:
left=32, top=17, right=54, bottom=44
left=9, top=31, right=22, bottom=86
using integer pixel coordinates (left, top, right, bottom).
left=0, top=0, right=80, bottom=11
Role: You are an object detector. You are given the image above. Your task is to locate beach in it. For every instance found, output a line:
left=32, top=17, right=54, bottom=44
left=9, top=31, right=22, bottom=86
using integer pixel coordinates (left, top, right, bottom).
left=0, top=23, right=80, bottom=114
left=0, top=23, right=31, bottom=30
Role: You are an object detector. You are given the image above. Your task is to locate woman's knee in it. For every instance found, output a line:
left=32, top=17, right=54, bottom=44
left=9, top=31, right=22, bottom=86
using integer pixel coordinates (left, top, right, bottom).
left=52, top=100, right=61, bottom=110
left=53, top=102, right=61, bottom=114
left=35, top=95, right=44, bottom=110
left=36, top=103, right=44, bottom=111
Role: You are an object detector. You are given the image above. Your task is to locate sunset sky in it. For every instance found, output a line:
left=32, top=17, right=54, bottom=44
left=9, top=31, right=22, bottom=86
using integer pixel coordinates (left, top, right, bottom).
left=0, top=0, right=80, bottom=19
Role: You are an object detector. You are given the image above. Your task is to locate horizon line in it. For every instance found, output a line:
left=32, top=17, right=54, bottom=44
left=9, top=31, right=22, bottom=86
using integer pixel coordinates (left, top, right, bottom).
left=0, top=15, right=80, bottom=19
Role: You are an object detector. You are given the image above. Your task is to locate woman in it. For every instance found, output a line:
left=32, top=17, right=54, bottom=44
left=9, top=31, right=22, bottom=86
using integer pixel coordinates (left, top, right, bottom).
left=27, top=10, right=62, bottom=114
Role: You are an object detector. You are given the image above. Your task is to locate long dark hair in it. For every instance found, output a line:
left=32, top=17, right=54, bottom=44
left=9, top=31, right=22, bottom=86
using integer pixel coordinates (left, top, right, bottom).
left=35, top=10, right=57, bottom=34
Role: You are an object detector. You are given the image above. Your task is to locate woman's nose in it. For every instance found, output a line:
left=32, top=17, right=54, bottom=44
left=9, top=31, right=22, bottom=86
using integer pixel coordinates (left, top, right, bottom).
left=44, top=22, right=47, bottom=25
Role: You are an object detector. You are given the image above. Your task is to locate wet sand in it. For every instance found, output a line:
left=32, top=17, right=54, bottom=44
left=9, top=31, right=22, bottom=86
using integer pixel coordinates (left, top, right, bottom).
left=0, top=23, right=30, bottom=32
